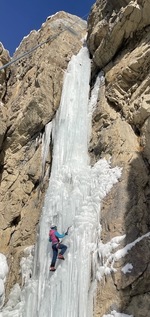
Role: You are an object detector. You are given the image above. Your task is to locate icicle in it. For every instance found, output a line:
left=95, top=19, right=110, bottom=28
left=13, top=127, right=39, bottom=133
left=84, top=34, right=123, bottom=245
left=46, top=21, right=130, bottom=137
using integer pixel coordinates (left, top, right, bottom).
left=41, top=121, right=52, bottom=179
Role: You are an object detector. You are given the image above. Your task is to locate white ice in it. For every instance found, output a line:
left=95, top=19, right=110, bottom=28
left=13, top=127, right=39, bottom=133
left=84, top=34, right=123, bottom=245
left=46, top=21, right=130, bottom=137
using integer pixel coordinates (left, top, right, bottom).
left=41, top=121, right=52, bottom=178
left=20, top=246, right=34, bottom=286
left=96, top=234, right=126, bottom=280
left=0, top=47, right=122, bottom=317
left=121, top=263, right=133, bottom=274
left=102, top=311, right=133, bottom=317
left=0, top=254, right=8, bottom=308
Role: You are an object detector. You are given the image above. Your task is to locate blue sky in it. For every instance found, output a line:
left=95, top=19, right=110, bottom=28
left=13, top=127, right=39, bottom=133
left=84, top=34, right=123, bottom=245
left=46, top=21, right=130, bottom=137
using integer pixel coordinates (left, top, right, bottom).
left=0, top=1, right=95, bottom=56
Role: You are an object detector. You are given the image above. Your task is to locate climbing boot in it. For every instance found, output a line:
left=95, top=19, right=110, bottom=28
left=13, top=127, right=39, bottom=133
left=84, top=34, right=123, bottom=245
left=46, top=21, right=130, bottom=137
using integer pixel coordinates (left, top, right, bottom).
left=50, top=266, right=56, bottom=271
left=58, top=254, right=65, bottom=260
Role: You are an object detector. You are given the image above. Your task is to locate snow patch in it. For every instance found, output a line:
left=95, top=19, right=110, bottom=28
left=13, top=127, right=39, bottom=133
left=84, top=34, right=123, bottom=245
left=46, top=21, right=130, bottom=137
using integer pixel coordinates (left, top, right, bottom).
left=121, top=263, right=133, bottom=274
left=102, top=311, right=133, bottom=317
left=14, top=30, right=37, bottom=53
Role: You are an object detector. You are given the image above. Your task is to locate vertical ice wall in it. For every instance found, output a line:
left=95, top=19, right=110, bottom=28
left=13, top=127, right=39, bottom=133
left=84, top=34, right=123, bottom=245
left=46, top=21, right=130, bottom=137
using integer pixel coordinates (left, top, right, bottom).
left=0, top=46, right=121, bottom=317
left=27, top=46, right=92, bottom=317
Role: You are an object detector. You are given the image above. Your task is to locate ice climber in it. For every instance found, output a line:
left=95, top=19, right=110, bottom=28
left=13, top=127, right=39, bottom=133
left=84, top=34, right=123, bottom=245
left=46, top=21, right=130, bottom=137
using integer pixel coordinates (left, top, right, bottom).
left=49, top=224, right=68, bottom=271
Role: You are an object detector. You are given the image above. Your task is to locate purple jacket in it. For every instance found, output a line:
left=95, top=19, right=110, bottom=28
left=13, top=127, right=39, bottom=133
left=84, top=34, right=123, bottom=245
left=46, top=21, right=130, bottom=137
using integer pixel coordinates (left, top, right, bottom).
left=49, top=229, right=65, bottom=245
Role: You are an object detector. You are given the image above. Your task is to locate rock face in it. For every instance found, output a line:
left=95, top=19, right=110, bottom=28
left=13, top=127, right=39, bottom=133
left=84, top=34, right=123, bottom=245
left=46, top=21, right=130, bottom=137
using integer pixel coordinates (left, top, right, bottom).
left=0, top=2, right=150, bottom=316
left=0, top=43, right=10, bottom=149
left=87, top=0, right=150, bottom=316
left=0, top=11, right=86, bottom=298
left=87, top=0, right=150, bottom=69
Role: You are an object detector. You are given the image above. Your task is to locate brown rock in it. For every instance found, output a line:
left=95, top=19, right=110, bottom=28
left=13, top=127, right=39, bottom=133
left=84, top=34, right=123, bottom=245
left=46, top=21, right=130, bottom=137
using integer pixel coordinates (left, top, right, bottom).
left=0, top=1, right=150, bottom=315
left=88, top=1, right=150, bottom=316
left=87, top=0, right=150, bottom=68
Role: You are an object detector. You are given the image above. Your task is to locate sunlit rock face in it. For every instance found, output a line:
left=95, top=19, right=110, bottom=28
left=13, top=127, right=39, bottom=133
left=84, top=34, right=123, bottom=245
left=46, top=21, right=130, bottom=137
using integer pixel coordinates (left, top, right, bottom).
left=0, top=43, right=10, bottom=149
left=0, top=11, right=86, bottom=298
left=87, top=0, right=150, bottom=69
left=87, top=0, right=150, bottom=316
left=1, top=1, right=150, bottom=316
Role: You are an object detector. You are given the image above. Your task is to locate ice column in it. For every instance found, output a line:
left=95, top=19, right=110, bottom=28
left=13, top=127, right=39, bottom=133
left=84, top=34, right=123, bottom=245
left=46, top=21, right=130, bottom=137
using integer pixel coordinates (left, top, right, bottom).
left=24, top=46, right=92, bottom=317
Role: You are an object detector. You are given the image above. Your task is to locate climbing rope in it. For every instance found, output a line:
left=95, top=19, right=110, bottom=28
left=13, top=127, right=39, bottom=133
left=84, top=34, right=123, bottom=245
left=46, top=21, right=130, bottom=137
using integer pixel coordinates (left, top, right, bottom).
left=0, top=12, right=89, bottom=72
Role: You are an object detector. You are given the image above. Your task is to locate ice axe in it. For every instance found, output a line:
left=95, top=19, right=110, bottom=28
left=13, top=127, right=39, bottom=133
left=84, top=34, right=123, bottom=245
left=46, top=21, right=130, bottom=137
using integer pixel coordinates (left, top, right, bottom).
left=65, top=226, right=72, bottom=235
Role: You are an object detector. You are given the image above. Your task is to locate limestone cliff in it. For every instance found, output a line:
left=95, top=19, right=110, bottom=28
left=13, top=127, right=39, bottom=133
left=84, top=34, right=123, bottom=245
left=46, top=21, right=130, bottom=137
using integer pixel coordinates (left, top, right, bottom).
left=0, top=1, right=150, bottom=317
left=87, top=0, right=150, bottom=316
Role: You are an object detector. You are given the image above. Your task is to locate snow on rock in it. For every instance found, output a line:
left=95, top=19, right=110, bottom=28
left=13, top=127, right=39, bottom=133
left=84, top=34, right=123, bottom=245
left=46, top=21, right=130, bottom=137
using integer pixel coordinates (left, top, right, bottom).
left=102, top=311, right=133, bottom=317
left=121, top=263, right=133, bottom=274
left=97, top=231, right=150, bottom=281
left=113, top=232, right=150, bottom=261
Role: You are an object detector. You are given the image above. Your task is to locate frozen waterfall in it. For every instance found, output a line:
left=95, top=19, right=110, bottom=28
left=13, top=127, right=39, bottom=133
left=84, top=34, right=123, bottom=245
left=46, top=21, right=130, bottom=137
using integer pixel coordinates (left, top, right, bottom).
left=0, top=46, right=121, bottom=317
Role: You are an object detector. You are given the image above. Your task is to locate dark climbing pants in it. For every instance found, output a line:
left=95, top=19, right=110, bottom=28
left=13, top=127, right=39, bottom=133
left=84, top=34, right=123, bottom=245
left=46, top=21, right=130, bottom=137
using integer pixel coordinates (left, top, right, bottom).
left=50, top=243, right=67, bottom=267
